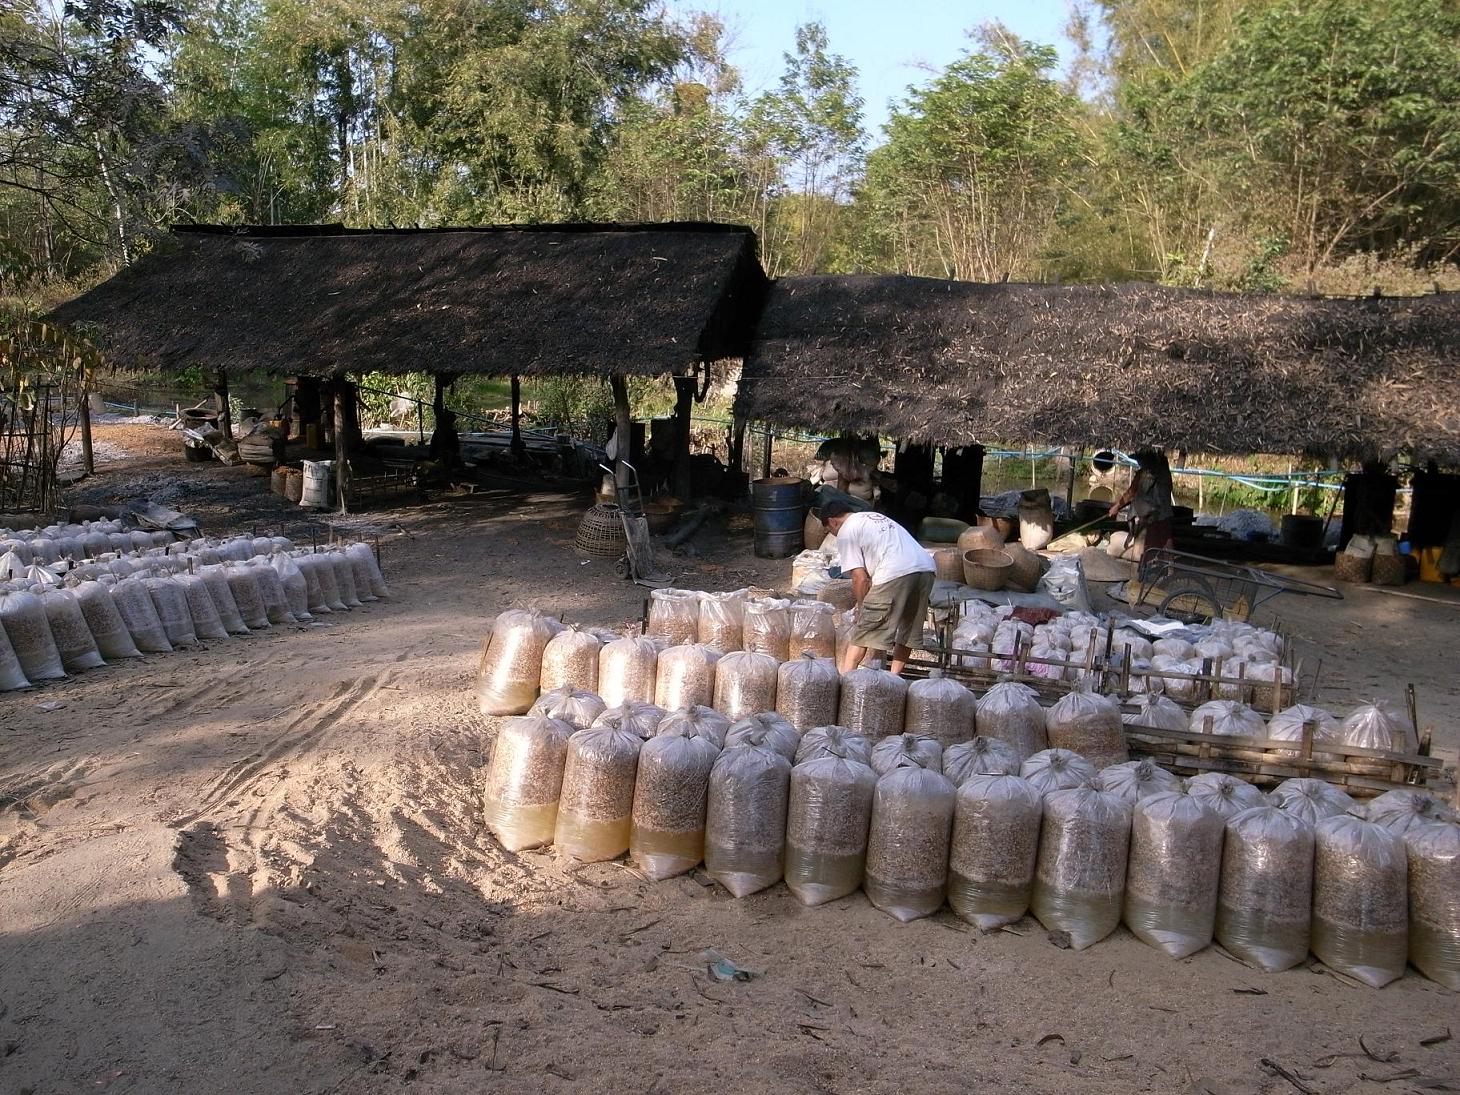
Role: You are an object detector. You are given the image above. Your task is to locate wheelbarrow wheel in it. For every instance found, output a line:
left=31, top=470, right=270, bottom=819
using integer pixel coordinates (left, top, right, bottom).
left=614, top=556, right=631, bottom=579
left=1159, top=586, right=1222, bottom=625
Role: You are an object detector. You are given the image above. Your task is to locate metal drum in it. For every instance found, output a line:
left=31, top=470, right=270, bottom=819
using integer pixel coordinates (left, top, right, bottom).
left=753, top=476, right=806, bottom=559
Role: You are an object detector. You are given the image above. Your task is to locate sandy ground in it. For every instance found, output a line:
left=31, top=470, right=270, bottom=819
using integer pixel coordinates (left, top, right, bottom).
left=2, top=424, right=1458, bottom=1095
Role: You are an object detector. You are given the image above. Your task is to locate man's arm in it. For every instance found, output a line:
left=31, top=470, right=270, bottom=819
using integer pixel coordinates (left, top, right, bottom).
left=848, top=567, right=871, bottom=607
left=1108, top=477, right=1139, bottom=518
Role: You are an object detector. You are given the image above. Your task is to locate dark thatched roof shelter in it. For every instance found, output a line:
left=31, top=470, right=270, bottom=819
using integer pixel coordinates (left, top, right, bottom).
left=49, top=222, right=768, bottom=378
left=737, top=275, right=1460, bottom=463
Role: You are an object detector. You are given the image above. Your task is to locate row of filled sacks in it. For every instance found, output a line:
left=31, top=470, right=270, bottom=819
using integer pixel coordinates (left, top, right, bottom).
left=1130, top=694, right=1420, bottom=760
left=477, top=610, right=1129, bottom=765
left=644, top=587, right=840, bottom=660
left=482, top=697, right=1460, bottom=990
left=0, top=544, right=388, bottom=689
left=0, top=519, right=177, bottom=566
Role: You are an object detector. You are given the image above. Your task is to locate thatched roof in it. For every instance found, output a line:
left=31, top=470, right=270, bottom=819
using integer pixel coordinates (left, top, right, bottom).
left=49, top=223, right=767, bottom=378
left=736, top=275, right=1460, bottom=462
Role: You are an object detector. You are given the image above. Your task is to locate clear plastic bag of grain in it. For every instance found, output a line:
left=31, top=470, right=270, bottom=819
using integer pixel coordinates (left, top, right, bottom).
left=199, top=564, right=250, bottom=633
left=904, top=671, right=976, bottom=749
left=1367, top=790, right=1459, bottom=837
left=795, top=725, right=870, bottom=765
left=1405, top=820, right=1460, bottom=990
left=1031, top=786, right=1133, bottom=949
left=249, top=561, right=297, bottom=625
left=328, top=550, right=363, bottom=609
left=529, top=686, right=607, bottom=730
left=870, top=732, right=943, bottom=776
left=553, top=722, right=644, bottom=862
left=647, top=588, right=702, bottom=647
left=704, top=742, right=792, bottom=897
left=597, top=635, right=659, bottom=707
left=629, top=726, right=720, bottom=880
left=1045, top=686, right=1127, bottom=770
left=713, top=650, right=780, bottom=720
left=1272, top=777, right=1356, bottom=826
left=591, top=700, right=666, bottom=741
left=1266, top=704, right=1341, bottom=758
left=1125, top=692, right=1186, bottom=732
left=223, top=563, right=271, bottom=630
left=1186, top=771, right=1268, bottom=820
left=654, top=643, right=722, bottom=711
left=70, top=580, right=141, bottom=660
left=788, top=599, right=837, bottom=660
left=111, top=575, right=173, bottom=653
left=976, top=681, right=1047, bottom=761
left=743, top=597, right=792, bottom=661
left=270, top=553, right=311, bottom=621
left=39, top=588, right=104, bottom=672
left=697, top=589, right=747, bottom=651
left=1312, top=814, right=1408, bottom=988
left=476, top=609, right=566, bottom=716
left=776, top=653, right=840, bottom=732
left=0, top=589, right=66, bottom=681
left=725, top=713, right=799, bottom=761
left=1095, top=759, right=1182, bottom=804
left=864, top=759, right=956, bottom=921
left=1341, top=700, right=1415, bottom=775
left=1216, top=805, right=1313, bottom=972
left=949, top=772, right=1043, bottom=928
left=144, top=575, right=199, bottom=648
left=345, top=541, right=389, bottom=599
left=657, top=705, right=731, bottom=748
left=1123, top=791, right=1224, bottom=958
left=482, top=714, right=576, bottom=850
left=838, top=662, right=908, bottom=738
left=784, top=747, right=877, bottom=905
left=1020, top=748, right=1097, bottom=796
left=291, top=553, right=331, bottom=615
left=306, top=551, right=347, bottom=612
left=174, top=571, right=228, bottom=640
left=1189, top=700, right=1265, bottom=753
left=943, top=736, right=1022, bottom=785
left=833, top=608, right=858, bottom=667
left=540, top=627, right=603, bottom=694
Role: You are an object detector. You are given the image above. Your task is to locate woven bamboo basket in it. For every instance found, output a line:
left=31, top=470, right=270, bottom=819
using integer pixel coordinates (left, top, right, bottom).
left=270, top=466, right=288, bottom=495
left=930, top=546, right=964, bottom=583
left=280, top=466, right=304, bottom=504
left=1002, top=542, right=1044, bottom=592
left=574, top=504, right=628, bottom=558
left=1334, top=552, right=1372, bottom=583
left=956, top=524, right=1005, bottom=553
left=1370, top=554, right=1405, bottom=587
left=962, top=548, right=1012, bottom=590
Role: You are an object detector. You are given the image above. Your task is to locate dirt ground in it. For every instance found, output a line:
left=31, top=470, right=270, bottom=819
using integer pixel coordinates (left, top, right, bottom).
left=2, top=423, right=1458, bottom=1095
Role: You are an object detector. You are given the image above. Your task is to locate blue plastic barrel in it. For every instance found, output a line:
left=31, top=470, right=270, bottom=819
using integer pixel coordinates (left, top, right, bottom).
left=752, top=476, right=806, bottom=559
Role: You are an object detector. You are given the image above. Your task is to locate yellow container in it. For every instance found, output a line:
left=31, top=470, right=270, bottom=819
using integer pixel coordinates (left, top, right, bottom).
left=1415, top=546, right=1460, bottom=586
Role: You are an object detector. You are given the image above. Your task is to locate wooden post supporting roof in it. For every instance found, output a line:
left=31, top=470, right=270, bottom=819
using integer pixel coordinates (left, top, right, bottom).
left=510, top=375, right=526, bottom=460
left=214, top=369, right=232, bottom=441
left=333, top=382, right=349, bottom=514
left=610, top=375, right=632, bottom=488
left=672, top=369, right=697, bottom=499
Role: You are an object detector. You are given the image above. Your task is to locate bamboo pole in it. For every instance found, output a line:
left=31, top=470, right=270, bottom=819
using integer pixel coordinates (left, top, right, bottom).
left=610, top=375, right=631, bottom=488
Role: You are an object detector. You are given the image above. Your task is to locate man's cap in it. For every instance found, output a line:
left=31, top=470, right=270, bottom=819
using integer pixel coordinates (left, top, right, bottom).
left=817, top=499, right=856, bottom=524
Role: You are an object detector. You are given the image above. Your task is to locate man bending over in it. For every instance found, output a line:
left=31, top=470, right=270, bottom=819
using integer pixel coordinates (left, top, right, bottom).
left=818, top=500, right=936, bottom=675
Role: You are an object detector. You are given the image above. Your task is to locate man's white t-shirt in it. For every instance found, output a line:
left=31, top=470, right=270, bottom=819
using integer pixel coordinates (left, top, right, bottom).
left=835, top=512, right=935, bottom=586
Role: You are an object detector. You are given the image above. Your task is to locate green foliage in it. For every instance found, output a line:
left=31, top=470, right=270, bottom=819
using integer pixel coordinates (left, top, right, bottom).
left=859, top=29, right=1088, bottom=280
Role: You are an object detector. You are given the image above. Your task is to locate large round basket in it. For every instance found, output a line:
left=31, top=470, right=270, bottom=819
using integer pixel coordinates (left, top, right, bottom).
left=963, top=548, right=1012, bottom=590
left=575, top=504, right=628, bottom=558
left=957, top=524, right=1005, bottom=553
left=1002, top=542, right=1045, bottom=592
left=930, top=546, right=964, bottom=583
left=280, top=466, right=304, bottom=504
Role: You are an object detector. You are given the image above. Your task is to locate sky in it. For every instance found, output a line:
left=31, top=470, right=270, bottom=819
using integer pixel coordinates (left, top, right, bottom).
left=671, top=0, right=1085, bottom=139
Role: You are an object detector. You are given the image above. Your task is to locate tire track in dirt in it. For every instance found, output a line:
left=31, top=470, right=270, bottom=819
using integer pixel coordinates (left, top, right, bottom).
left=167, top=675, right=381, bottom=831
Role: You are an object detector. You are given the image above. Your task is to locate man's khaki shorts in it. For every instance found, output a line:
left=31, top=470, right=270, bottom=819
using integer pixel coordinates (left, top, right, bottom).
left=849, top=571, right=935, bottom=651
